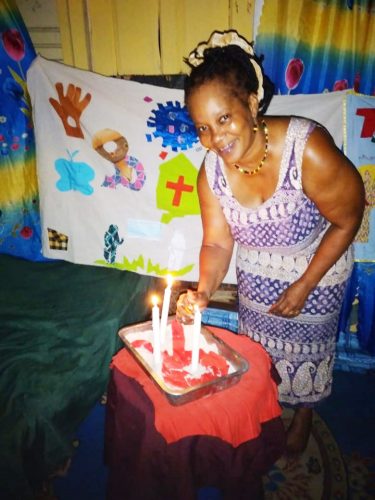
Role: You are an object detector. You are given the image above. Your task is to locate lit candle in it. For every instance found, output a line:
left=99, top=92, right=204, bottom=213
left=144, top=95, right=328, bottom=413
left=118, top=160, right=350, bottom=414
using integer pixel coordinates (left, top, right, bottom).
left=160, top=274, right=173, bottom=346
left=191, top=304, right=201, bottom=373
left=151, top=295, right=161, bottom=368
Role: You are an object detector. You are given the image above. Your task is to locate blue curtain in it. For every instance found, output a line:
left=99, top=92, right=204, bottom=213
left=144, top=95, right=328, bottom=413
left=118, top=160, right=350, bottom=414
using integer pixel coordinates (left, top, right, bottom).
left=255, top=0, right=374, bottom=96
left=339, top=263, right=375, bottom=356
left=0, top=0, right=46, bottom=261
left=255, top=0, right=375, bottom=359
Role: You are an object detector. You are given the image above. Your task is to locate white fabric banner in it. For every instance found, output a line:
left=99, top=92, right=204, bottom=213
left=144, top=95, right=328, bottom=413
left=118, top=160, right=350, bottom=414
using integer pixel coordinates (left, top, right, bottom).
left=27, top=56, right=345, bottom=283
left=344, top=93, right=375, bottom=262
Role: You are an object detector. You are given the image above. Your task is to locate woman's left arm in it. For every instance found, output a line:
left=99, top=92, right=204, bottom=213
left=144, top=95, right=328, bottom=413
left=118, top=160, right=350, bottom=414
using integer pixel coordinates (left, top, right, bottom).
left=269, top=125, right=365, bottom=317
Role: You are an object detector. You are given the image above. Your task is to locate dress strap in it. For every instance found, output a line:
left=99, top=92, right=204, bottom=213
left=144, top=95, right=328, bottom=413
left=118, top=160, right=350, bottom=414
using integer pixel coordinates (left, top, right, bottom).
left=204, top=150, right=234, bottom=200
left=204, top=150, right=218, bottom=193
left=280, top=117, right=317, bottom=191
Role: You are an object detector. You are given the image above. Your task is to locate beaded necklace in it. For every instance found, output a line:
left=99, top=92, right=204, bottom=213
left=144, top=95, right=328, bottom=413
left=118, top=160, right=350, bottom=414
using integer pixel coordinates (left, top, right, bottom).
left=234, top=119, right=269, bottom=176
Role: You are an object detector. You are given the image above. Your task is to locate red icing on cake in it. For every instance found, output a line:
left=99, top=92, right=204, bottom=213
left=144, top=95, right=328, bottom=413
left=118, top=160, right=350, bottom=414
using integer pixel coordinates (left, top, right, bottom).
left=130, top=319, right=229, bottom=389
left=131, top=339, right=153, bottom=352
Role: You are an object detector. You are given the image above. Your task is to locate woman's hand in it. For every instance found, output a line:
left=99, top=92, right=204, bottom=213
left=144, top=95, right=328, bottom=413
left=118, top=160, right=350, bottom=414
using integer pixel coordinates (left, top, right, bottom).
left=268, top=279, right=311, bottom=318
left=176, top=289, right=210, bottom=324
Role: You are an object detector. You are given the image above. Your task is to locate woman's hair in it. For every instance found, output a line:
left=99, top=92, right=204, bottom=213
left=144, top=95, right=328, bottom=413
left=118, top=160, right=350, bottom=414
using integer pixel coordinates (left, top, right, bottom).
left=184, top=44, right=274, bottom=115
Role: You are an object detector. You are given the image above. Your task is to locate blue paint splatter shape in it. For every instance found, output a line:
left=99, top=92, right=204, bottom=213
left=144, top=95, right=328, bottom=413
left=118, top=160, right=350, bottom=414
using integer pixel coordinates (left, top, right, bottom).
left=147, top=101, right=199, bottom=152
left=55, top=150, right=95, bottom=195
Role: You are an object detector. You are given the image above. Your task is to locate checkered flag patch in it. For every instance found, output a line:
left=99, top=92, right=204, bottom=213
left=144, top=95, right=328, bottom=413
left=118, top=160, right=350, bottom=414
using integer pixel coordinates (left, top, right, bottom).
left=47, top=228, right=69, bottom=251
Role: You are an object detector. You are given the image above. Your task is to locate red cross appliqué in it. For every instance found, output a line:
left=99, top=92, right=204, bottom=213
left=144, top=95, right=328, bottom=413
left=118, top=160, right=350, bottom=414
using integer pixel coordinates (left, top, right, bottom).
left=166, top=175, right=194, bottom=206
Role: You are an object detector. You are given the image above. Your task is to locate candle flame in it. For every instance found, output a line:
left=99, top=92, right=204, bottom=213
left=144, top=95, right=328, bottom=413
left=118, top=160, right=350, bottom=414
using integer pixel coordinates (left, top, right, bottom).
left=166, top=274, right=174, bottom=287
left=151, top=295, right=158, bottom=306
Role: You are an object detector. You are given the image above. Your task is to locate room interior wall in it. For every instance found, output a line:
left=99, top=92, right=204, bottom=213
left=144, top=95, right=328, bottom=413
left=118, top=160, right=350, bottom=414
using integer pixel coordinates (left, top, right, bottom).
left=16, top=0, right=63, bottom=62
left=16, top=0, right=256, bottom=76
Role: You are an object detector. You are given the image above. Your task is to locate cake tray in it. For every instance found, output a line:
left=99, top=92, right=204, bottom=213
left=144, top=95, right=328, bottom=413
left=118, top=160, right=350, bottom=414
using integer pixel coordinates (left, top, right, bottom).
left=118, top=318, right=249, bottom=406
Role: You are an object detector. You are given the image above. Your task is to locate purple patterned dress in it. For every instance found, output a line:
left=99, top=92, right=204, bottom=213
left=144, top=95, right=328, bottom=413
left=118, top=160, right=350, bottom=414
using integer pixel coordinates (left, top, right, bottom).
left=205, top=117, right=353, bottom=406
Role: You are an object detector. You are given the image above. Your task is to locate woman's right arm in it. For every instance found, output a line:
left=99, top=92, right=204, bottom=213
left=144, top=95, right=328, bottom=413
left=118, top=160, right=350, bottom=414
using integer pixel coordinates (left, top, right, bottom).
left=177, top=165, right=234, bottom=321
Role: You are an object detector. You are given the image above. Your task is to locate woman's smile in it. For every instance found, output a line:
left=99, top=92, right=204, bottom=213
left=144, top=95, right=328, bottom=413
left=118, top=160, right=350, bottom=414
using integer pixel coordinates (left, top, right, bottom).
left=218, top=139, right=237, bottom=155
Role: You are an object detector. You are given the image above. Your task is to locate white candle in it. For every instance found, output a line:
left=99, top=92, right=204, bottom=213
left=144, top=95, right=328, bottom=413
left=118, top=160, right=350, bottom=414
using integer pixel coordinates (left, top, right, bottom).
left=160, top=274, right=173, bottom=346
left=191, top=304, right=201, bottom=373
left=151, top=296, right=161, bottom=368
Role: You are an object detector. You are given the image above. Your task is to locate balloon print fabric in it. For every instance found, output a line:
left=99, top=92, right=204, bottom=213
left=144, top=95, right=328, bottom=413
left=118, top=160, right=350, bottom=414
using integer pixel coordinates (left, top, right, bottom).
left=0, top=1, right=44, bottom=261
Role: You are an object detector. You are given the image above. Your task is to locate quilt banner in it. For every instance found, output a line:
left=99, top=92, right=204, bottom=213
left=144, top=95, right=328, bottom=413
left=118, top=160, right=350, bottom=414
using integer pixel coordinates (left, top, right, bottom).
left=344, top=93, right=375, bottom=262
left=27, top=56, right=345, bottom=282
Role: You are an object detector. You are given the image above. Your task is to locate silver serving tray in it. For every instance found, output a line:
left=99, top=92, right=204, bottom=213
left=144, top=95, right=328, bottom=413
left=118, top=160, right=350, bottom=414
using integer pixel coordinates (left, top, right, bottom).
left=118, top=317, right=249, bottom=406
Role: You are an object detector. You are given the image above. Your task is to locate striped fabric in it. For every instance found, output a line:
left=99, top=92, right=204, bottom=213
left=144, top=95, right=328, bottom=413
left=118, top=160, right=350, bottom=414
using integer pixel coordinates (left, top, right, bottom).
left=255, top=0, right=375, bottom=96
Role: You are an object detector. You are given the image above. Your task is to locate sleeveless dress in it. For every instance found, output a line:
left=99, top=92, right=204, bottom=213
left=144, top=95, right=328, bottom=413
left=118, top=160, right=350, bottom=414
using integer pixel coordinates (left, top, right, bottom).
left=205, top=117, right=353, bottom=407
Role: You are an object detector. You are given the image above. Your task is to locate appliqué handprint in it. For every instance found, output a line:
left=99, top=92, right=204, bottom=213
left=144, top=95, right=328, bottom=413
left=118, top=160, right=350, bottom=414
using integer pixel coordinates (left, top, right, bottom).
left=49, top=82, right=92, bottom=139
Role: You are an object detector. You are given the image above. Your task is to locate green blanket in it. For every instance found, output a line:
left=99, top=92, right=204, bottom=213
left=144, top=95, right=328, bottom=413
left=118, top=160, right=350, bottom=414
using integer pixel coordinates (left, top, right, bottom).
left=0, top=255, right=156, bottom=499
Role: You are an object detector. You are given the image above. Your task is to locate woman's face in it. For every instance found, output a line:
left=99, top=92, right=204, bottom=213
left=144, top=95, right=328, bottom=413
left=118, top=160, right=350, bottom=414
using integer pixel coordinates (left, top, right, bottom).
left=187, top=79, right=258, bottom=166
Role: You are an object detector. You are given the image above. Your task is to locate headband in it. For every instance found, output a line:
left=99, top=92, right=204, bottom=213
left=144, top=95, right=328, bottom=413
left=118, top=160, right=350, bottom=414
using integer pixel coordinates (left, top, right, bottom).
left=186, top=30, right=264, bottom=102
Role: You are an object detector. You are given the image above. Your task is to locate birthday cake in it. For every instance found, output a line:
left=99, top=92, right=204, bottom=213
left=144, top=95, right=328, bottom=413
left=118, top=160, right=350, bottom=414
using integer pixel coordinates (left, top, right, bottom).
left=126, top=319, right=235, bottom=390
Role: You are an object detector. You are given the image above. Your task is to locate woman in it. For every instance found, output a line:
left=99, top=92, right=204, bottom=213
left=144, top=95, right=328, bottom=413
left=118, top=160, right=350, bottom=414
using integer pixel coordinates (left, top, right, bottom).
left=177, top=30, right=365, bottom=454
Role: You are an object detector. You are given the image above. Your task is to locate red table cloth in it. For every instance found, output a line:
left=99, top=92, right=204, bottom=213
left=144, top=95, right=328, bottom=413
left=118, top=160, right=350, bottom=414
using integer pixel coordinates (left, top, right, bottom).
left=105, top=326, right=286, bottom=500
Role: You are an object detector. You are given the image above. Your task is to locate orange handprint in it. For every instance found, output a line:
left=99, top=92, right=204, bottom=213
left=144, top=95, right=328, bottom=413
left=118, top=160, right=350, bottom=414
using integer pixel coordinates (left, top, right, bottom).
left=49, top=82, right=92, bottom=139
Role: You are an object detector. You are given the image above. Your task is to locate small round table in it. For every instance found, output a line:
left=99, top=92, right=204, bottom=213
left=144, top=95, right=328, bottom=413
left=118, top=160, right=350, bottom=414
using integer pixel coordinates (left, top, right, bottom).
left=104, top=326, right=286, bottom=500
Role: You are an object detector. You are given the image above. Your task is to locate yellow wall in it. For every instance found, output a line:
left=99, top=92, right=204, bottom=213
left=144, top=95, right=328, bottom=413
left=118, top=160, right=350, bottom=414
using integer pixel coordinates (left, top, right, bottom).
left=57, top=0, right=255, bottom=75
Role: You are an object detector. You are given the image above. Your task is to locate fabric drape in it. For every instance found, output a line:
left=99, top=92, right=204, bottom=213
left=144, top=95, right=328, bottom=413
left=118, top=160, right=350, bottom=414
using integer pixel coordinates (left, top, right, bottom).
left=0, top=0, right=45, bottom=260
left=255, top=0, right=374, bottom=96
left=255, top=0, right=375, bottom=361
